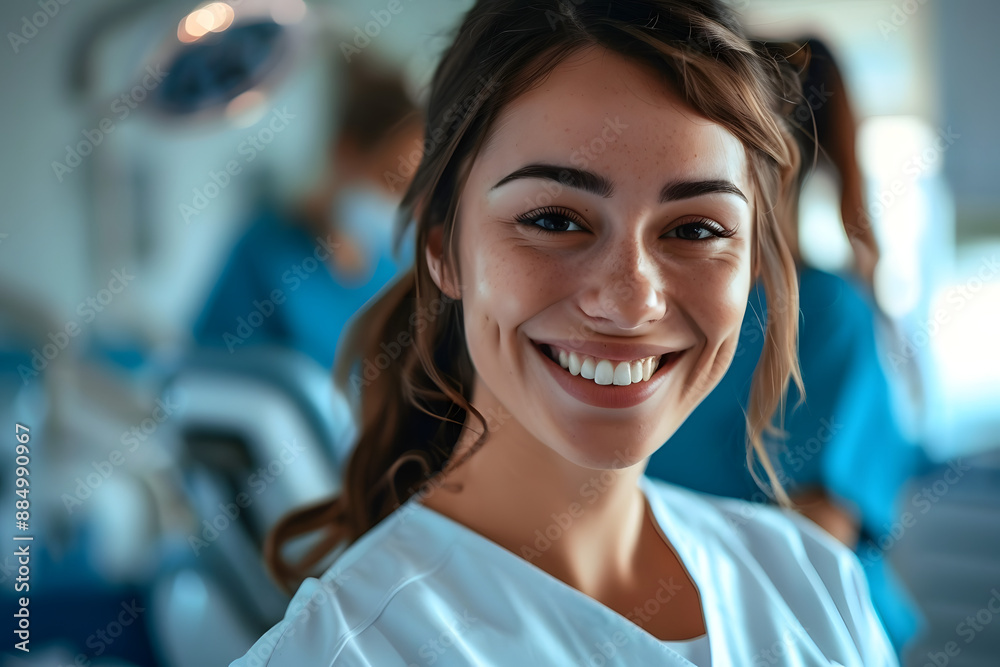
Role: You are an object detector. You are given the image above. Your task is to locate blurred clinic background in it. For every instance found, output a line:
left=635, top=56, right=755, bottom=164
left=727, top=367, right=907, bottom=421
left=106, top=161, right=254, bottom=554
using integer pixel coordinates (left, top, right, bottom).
left=1, top=0, right=998, bottom=665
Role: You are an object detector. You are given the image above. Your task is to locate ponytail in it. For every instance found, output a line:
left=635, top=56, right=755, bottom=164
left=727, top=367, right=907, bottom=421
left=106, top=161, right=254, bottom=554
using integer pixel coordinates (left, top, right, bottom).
left=267, top=256, right=486, bottom=592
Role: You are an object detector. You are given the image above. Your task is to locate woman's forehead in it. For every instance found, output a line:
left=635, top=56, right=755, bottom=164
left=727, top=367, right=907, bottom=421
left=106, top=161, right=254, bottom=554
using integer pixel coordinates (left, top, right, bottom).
left=476, top=47, right=750, bottom=193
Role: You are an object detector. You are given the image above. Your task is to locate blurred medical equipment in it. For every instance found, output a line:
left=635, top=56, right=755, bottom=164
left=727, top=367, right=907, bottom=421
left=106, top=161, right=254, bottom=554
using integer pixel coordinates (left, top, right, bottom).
left=8, top=1, right=353, bottom=664
left=151, top=346, right=352, bottom=666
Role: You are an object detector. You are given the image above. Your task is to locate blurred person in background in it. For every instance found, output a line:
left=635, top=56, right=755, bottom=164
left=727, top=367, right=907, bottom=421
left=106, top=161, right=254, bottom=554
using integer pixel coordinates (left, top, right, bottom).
left=645, top=37, right=931, bottom=656
left=193, top=58, right=421, bottom=369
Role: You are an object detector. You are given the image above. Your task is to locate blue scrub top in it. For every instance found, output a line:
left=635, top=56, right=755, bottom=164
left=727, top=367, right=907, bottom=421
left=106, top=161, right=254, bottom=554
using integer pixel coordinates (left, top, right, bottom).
left=193, top=206, right=412, bottom=369
left=645, top=268, right=929, bottom=653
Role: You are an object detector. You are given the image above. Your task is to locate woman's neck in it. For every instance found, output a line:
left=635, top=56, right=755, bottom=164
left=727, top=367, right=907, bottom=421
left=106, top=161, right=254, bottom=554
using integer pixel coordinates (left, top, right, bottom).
left=419, top=403, right=650, bottom=597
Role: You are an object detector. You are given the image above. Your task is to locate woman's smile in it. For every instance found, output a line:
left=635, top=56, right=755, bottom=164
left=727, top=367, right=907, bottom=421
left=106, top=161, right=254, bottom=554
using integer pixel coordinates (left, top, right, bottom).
left=530, top=337, right=689, bottom=409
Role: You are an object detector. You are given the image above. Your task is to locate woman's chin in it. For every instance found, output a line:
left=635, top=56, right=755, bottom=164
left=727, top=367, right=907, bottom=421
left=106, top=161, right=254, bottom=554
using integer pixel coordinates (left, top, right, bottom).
left=534, top=409, right=684, bottom=470
left=550, top=436, right=660, bottom=472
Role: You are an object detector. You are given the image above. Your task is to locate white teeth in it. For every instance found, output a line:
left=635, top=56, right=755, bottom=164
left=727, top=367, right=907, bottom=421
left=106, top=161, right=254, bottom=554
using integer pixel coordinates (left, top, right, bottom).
left=613, top=361, right=632, bottom=386
left=630, top=360, right=643, bottom=383
left=594, top=360, right=614, bottom=385
left=545, top=344, right=668, bottom=387
left=569, top=352, right=582, bottom=376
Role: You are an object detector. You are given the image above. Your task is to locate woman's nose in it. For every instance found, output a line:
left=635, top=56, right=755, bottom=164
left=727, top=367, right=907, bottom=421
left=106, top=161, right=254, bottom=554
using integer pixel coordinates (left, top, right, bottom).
left=578, top=239, right=667, bottom=330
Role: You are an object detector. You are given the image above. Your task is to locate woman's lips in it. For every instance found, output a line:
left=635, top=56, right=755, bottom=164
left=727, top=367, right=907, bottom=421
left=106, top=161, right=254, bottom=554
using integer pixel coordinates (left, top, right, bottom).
left=531, top=340, right=685, bottom=409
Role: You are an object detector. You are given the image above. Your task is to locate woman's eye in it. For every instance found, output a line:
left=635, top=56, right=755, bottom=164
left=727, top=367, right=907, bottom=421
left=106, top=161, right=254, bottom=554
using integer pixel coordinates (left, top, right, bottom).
left=533, top=215, right=583, bottom=232
left=514, top=207, right=585, bottom=233
left=665, top=220, right=729, bottom=241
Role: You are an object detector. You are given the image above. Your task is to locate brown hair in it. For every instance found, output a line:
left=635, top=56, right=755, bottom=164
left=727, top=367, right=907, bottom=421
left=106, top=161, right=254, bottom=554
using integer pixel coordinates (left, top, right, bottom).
left=772, top=37, right=879, bottom=285
left=267, top=0, right=804, bottom=592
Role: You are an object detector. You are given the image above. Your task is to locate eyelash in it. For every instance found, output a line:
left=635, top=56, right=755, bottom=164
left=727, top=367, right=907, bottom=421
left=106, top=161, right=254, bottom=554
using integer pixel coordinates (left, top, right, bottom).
left=665, top=218, right=736, bottom=241
left=513, top=206, right=585, bottom=233
left=513, top=207, right=734, bottom=240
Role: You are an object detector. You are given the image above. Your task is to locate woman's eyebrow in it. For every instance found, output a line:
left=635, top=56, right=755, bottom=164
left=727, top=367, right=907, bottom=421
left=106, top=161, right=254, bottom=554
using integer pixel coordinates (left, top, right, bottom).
left=491, top=163, right=747, bottom=204
left=660, top=179, right=748, bottom=204
left=491, top=164, right=614, bottom=197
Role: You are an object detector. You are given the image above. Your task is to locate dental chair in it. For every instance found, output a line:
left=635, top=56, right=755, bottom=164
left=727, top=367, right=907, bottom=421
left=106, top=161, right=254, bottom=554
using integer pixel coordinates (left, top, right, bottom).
left=150, top=346, right=354, bottom=667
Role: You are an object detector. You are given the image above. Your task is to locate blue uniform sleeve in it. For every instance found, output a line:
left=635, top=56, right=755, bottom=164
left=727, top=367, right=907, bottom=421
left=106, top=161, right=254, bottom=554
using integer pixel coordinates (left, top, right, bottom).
left=785, top=270, right=927, bottom=536
left=193, top=213, right=292, bottom=349
left=768, top=270, right=928, bottom=652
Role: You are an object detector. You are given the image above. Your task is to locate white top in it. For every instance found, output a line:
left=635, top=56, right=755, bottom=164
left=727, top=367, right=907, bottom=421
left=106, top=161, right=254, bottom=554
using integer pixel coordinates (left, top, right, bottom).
left=233, top=476, right=898, bottom=666
left=663, top=634, right=711, bottom=665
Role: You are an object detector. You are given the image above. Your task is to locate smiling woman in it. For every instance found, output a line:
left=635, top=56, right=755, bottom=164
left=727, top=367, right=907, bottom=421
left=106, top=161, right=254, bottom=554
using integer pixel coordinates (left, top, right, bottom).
left=233, top=1, right=898, bottom=665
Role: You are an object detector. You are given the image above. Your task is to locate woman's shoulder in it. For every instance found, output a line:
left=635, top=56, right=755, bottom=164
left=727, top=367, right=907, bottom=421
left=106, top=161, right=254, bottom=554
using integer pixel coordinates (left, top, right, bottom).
left=644, top=475, right=854, bottom=567
left=231, top=207, right=315, bottom=256
left=231, top=501, right=460, bottom=666
left=644, top=477, right=897, bottom=665
left=797, top=267, right=876, bottom=333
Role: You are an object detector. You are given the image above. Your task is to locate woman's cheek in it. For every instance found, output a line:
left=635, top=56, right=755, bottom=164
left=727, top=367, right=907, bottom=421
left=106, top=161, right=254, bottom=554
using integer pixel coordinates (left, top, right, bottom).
left=475, top=242, right=563, bottom=322
left=673, top=255, right=749, bottom=336
left=718, top=266, right=751, bottom=337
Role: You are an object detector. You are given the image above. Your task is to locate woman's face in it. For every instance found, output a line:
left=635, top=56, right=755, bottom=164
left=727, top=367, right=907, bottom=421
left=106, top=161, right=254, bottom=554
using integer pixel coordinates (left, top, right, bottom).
left=434, top=47, right=754, bottom=469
